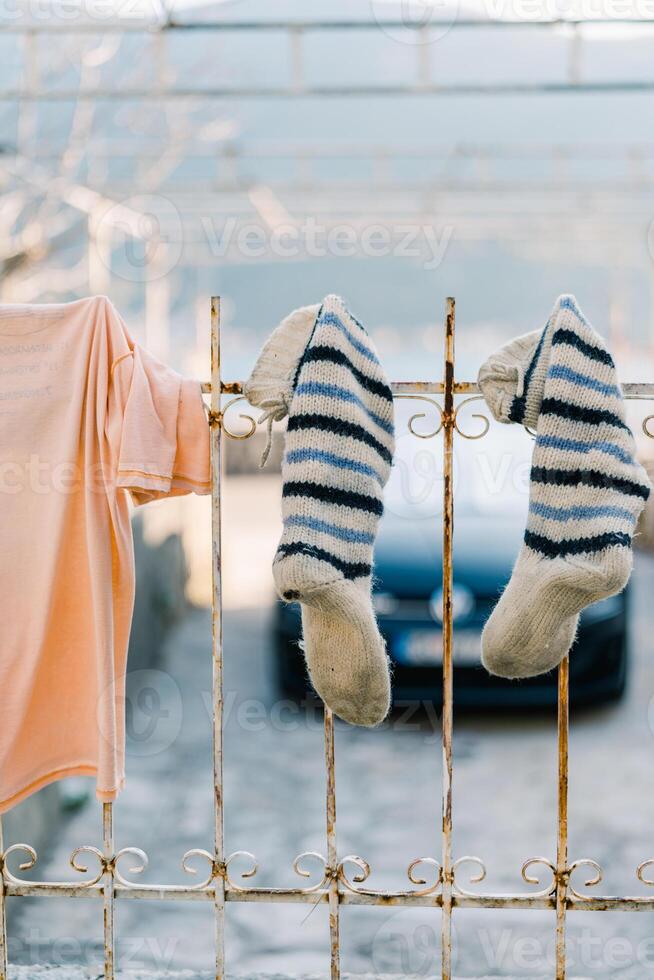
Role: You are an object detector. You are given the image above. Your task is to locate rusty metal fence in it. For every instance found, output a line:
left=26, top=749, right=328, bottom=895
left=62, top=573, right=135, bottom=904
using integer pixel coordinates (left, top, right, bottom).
left=1, top=295, right=654, bottom=980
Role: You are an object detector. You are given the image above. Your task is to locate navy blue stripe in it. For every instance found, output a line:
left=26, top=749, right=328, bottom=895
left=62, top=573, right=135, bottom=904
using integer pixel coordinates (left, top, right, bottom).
left=541, top=397, right=629, bottom=432
left=509, top=394, right=527, bottom=423
left=551, top=328, right=614, bottom=367
left=283, top=480, right=384, bottom=515
left=508, top=324, right=547, bottom=424
left=320, top=312, right=377, bottom=363
left=508, top=394, right=526, bottom=424
left=287, top=413, right=393, bottom=466
left=291, top=301, right=321, bottom=387
left=524, top=325, right=547, bottom=389
left=531, top=465, right=649, bottom=499
left=301, top=346, right=392, bottom=401
left=276, top=541, right=371, bottom=580
left=525, top=529, right=631, bottom=558
left=295, top=382, right=394, bottom=435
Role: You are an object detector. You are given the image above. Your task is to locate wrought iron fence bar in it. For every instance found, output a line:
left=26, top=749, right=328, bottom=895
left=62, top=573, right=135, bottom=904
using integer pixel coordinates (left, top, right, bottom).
left=0, top=815, right=7, bottom=980
left=6, top=879, right=654, bottom=910
left=102, top=802, right=115, bottom=980
left=555, top=659, right=570, bottom=979
left=210, top=296, right=227, bottom=980
left=202, top=381, right=654, bottom=399
left=324, top=708, right=340, bottom=978
left=441, top=299, right=456, bottom=979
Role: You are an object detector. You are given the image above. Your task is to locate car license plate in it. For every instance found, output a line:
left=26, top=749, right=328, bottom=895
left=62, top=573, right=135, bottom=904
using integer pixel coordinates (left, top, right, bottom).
left=394, top=629, right=481, bottom=667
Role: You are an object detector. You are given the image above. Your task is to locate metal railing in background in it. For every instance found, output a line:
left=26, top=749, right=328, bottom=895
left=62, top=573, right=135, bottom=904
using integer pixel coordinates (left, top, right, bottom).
left=1, top=296, right=654, bottom=980
left=3, top=17, right=654, bottom=100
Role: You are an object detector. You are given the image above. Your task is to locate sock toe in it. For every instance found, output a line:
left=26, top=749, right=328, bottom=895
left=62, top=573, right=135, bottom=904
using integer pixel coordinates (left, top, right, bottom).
left=482, top=611, right=578, bottom=679
left=300, top=581, right=391, bottom=727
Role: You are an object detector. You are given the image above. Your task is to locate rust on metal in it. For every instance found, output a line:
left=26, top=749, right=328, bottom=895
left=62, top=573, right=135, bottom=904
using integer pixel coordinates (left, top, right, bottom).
left=102, top=802, right=115, bottom=980
left=555, top=656, right=570, bottom=979
left=440, top=297, right=456, bottom=979
left=202, top=378, right=654, bottom=400
left=0, top=816, right=7, bottom=980
left=3, top=296, right=654, bottom=980
left=324, top=707, right=340, bottom=979
left=210, top=296, right=227, bottom=979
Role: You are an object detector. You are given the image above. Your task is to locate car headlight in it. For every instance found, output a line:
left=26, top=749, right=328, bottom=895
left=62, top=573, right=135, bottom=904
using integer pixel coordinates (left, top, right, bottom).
left=373, top=591, right=399, bottom=616
left=430, top=583, right=476, bottom=624
left=580, top=592, right=624, bottom=625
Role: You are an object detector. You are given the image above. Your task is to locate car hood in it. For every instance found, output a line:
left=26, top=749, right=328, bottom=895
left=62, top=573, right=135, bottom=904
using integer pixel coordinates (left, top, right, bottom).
left=374, top=511, right=524, bottom=598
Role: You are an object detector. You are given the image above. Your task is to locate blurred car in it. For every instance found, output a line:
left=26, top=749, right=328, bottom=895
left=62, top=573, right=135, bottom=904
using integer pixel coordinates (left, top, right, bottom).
left=273, top=430, right=629, bottom=709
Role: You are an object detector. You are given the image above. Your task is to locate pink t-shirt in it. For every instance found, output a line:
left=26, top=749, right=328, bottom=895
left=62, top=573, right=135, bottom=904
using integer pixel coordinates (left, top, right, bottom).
left=0, top=296, right=210, bottom=812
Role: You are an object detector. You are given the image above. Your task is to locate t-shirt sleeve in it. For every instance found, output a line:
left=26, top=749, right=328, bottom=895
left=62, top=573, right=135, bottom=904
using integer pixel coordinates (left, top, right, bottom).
left=109, top=344, right=211, bottom=506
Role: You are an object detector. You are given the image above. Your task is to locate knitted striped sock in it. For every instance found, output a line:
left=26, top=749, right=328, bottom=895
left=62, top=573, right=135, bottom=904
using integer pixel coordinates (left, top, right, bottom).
left=245, top=295, right=394, bottom=726
left=478, top=294, right=651, bottom=679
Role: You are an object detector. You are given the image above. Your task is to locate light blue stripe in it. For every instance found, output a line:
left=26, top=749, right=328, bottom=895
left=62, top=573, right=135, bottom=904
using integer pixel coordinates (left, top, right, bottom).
left=530, top=501, right=636, bottom=524
left=285, top=448, right=383, bottom=484
left=284, top=514, right=375, bottom=545
left=548, top=364, right=619, bottom=397
left=296, top=381, right=394, bottom=435
left=559, top=294, right=590, bottom=326
left=537, top=434, right=632, bottom=465
left=321, top=312, right=377, bottom=363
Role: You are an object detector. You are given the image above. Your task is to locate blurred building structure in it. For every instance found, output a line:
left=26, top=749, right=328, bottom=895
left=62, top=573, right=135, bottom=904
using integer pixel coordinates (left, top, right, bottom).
left=2, top=8, right=654, bottom=365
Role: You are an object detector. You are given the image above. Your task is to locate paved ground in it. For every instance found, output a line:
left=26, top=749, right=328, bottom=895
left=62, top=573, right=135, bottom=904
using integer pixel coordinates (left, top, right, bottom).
left=6, top=551, right=654, bottom=978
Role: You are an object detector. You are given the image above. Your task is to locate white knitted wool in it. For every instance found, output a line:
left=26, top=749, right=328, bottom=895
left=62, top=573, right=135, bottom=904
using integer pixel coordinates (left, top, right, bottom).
left=245, top=295, right=394, bottom=726
left=478, top=295, right=651, bottom=679
left=243, top=304, right=321, bottom=466
left=243, top=303, right=320, bottom=415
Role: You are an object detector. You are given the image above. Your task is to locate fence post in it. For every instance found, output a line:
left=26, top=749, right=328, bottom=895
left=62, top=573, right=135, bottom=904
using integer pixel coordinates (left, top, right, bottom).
left=441, top=297, right=456, bottom=979
left=324, top=708, right=340, bottom=979
left=210, top=296, right=227, bottom=979
left=0, top=816, right=7, bottom=980
left=102, top=802, right=115, bottom=980
left=556, top=657, right=570, bottom=979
